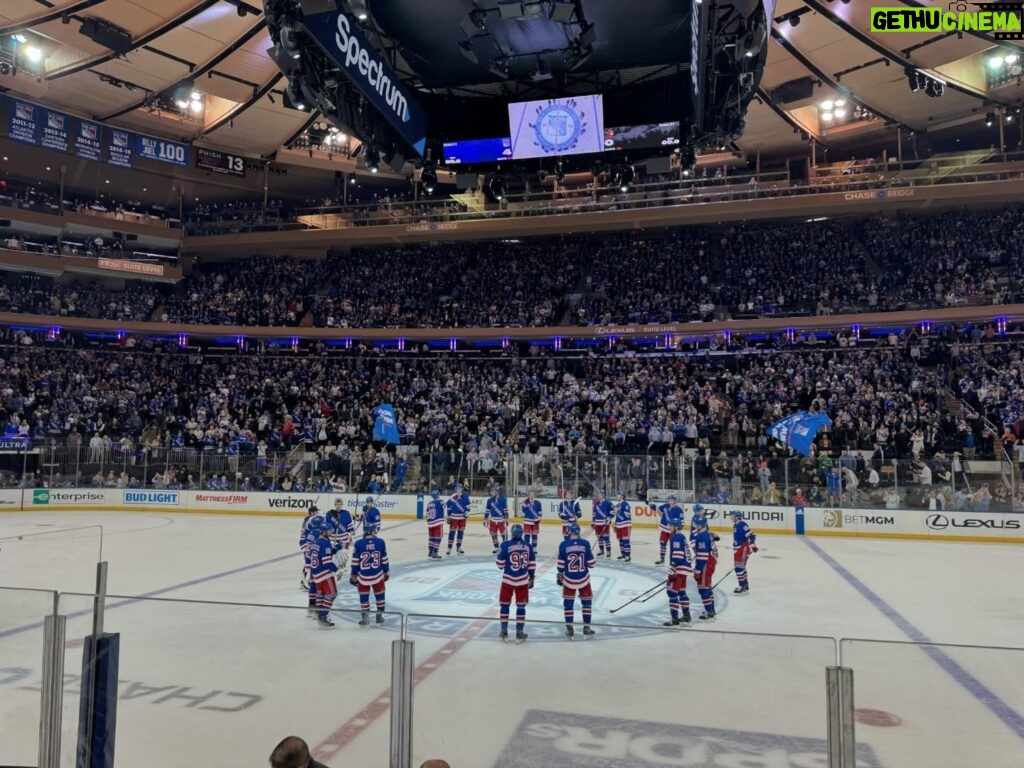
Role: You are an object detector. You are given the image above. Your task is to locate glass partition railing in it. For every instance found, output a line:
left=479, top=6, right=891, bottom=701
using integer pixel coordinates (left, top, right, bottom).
left=408, top=608, right=838, bottom=768
left=56, top=593, right=399, bottom=768
left=840, top=638, right=1024, bottom=768
left=0, top=586, right=56, bottom=767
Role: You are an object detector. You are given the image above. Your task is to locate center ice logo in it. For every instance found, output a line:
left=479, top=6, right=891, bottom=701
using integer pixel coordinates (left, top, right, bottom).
left=328, top=556, right=727, bottom=641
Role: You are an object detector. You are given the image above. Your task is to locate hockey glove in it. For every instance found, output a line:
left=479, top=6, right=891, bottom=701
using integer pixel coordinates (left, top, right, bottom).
left=751, top=545, right=759, bottom=553
left=556, top=573, right=564, bottom=587
left=712, top=534, right=721, bottom=542
left=528, top=576, right=535, bottom=590
left=383, top=572, right=390, bottom=582
left=349, top=575, right=358, bottom=586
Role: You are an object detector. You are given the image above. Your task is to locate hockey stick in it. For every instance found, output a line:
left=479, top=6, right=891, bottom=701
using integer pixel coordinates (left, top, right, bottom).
left=609, top=580, right=665, bottom=613
left=640, top=582, right=668, bottom=603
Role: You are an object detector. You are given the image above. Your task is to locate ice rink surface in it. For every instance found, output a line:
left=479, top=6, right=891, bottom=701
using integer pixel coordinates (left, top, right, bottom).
left=2, top=511, right=1023, bottom=768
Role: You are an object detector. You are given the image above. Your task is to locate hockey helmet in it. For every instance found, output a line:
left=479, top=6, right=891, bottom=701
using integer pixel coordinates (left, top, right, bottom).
left=692, top=503, right=704, bottom=513
left=668, top=493, right=678, bottom=502
left=308, top=504, right=320, bottom=514
left=307, top=515, right=325, bottom=533
left=616, top=490, right=626, bottom=500
left=668, top=512, right=683, bottom=529
left=568, top=523, right=581, bottom=537
left=365, top=497, right=374, bottom=506
left=430, top=488, right=441, bottom=499
left=511, top=523, right=524, bottom=540
left=727, top=509, right=744, bottom=519
left=333, top=498, right=343, bottom=507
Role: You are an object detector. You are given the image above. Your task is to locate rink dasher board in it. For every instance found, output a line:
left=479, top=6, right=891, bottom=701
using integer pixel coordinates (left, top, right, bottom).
left=1, top=489, right=1022, bottom=543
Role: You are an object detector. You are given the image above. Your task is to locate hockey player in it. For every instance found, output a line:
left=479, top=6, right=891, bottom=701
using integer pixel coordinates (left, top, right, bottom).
left=692, top=514, right=718, bottom=620
left=326, top=499, right=356, bottom=552
left=350, top=527, right=390, bottom=626
left=613, top=491, right=632, bottom=562
left=496, top=523, right=536, bottom=643
left=655, top=493, right=684, bottom=565
left=592, top=490, right=612, bottom=557
left=558, top=493, right=582, bottom=539
left=689, top=503, right=707, bottom=542
left=728, top=509, right=757, bottom=594
left=308, top=518, right=338, bottom=629
left=425, top=488, right=445, bottom=559
left=520, top=492, right=542, bottom=550
left=663, top=512, right=694, bottom=626
left=302, top=508, right=323, bottom=614
left=446, top=482, right=470, bottom=555
left=299, top=505, right=317, bottom=589
left=556, top=523, right=596, bottom=638
left=483, top=485, right=508, bottom=553
left=361, top=497, right=382, bottom=535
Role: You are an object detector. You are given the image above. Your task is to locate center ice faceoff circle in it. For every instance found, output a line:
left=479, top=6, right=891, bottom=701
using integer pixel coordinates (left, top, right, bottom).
left=329, top=556, right=728, bottom=641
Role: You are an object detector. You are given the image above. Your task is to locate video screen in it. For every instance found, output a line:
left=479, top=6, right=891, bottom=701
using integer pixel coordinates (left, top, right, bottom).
left=603, top=122, right=681, bottom=152
left=507, top=95, right=605, bottom=160
left=442, top=137, right=512, bottom=165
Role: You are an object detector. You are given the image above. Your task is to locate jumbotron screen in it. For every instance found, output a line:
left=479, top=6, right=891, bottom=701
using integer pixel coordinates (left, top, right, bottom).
left=507, top=95, right=605, bottom=160
left=603, top=121, right=681, bottom=152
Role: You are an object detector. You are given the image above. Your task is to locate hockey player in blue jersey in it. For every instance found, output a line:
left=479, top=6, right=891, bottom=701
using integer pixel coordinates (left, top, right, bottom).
left=308, top=518, right=338, bottom=629
left=557, top=524, right=597, bottom=639
left=520, top=493, right=542, bottom=550
left=592, top=490, right=612, bottom=557
left=664, top=511, right=695, bottom=626
left=483, top=485, right=509, bottom=553
left=692, top=514, right=718, bottom=620
left=299, top=506, right=317, bottom=590
left=690, top=503, right=707, bottom=541
left=558, top=494, right=582, bottom=539
left=425, top=488, right=445, bottom=559
left=655, top=494, right=684, bottom=565
left=613, top=491, right=632, bottom=562
left=446, top=482, right=470, bottom=555
left=326, top=498, right=356, bottom=552
left=361, top=497, right=382, bottom=535
left=350, top=528, right=390, bottom=626
left=302, top=508, right=322, bottom=614
left=728, top=509, right=757, bottom=594
left=496, top=523, right=536, bottom=643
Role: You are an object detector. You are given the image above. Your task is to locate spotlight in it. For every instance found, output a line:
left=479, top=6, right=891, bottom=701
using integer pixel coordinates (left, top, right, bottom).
left=907, top=68, right=920, bottom=92
left=822, top=111, right=834, bottom=122
left=986, top=111, right=996, bottom=127
left=190, top=91, right=201, bottom=100
left=347, top=0, right=369, bottom=21
left=421, top=166, right=437, bottom=193
left=1007, top=112, right=1015, bottom=123
left=13, top=34, right=27, bottom=44
left=612, top=164, right=635, bottom=192
left=789, top=15, right=800, bottom=27
left=175, top=98, right=189, bottom=109
left=366, top=146, right=380, bottom=173
left=988, top=56, right=1005, bottom=69
left=237, top=4, right=248, bottom=16
left=821, top=100, right=834, bottom=111
left=834, top=107, right=847, bottom=119
left=189, top=100, right=203, bottom=113
left=488, top=174, right=507, bottom=201
left=1007, top=54, right=1020, bottom=65
left=925, top=78, right=943, bottom=97
left=24, top=45, right=42, bottom=63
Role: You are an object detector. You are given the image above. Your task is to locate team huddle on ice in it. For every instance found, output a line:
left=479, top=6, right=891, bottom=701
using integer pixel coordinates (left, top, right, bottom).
left=297, top=487, right=757, bottom=639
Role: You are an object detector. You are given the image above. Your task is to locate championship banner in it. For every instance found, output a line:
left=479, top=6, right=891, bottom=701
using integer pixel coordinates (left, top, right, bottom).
left=8, top=99, right=39, bottom=145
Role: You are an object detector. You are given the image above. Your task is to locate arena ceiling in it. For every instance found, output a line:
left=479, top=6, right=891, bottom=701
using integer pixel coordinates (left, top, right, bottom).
left=0, top=0, right=1020, bottom=163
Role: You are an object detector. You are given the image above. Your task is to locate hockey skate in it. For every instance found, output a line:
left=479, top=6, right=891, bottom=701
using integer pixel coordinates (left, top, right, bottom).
left=300, top=580, right=308, bottom=591
left=359, top=613, right=370, bottom=627
left=565, top=625, right=575, bottom=639
left=430, top=552, right=442, bottom=560
left=654, top=557, right=665, bottom=565
left=306, top=607, right=317, bottom=620
left=582, top=625, right=595, bottom=638
left=499, top=630, right=509, bottom=642
left=457, top=548, right=466, bottom=555
left=622, top=556, right=631, bottom=563
left=734, top=585, right=749, bottom=594
left=699, top=610, right=716, bottom=621
left=681, top=610, right=692, bottom=624
left=515, top=631, right=528, bottom=644
left=491, top=547, right=499, bottom=554
left=663, top=617, right=680, bottom=627
left=317, top=616, right=335, bottom=629
left=376, top=612, right=386, bottom=625
left=616, top=554, right=625, bottom=560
